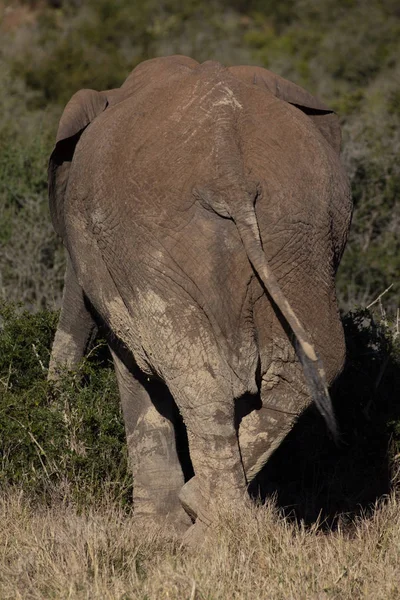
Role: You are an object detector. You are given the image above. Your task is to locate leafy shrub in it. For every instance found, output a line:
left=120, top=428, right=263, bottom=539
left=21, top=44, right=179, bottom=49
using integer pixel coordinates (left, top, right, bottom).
left=0, top=303, right=132, bottom=505
left=9, top=0, right=246, bottom=108
left=328, top=306, right=400, bottom=507
left=337, top=81, right=400, bottom=310
left=0, top=63, right=64, bottom=309
left=336, top=307, right=400, bottom=442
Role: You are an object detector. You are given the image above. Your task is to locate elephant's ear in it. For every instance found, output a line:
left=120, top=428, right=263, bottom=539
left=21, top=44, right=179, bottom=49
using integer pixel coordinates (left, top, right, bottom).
left=229, top=65, right=341, bottom=154
left=48, top=89, right=109, bottom=239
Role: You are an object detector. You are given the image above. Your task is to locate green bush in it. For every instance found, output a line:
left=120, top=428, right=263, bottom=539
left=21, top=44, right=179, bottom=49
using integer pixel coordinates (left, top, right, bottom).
left=10, top=0, right=242, bottom=108
left=0, top=63, right=64, bottom=309
left=338, top=82, right=400, bottom=308
left=0, top=303, right=132, bottom=505
left=330, top=306, right=400, bottom=503
left=336, top=307, right=400, bottom=438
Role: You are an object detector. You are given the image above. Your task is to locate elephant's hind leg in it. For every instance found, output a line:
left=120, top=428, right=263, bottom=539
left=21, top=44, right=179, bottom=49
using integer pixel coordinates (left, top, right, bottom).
left=111, top=350, right=192, bottom=534
left=48, top=256, right=96, bottom=380
left=166, top=365, right=247, bottom=542
left=239, top=370, right=309, bottom=491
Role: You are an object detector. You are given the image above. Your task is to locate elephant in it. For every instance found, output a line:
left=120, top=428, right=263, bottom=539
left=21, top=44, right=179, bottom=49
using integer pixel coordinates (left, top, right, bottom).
left=48, top=55, right=352, bottom=542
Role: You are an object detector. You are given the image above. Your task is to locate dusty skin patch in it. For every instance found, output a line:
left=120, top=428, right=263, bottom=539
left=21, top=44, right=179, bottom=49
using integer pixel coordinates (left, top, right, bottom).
left=107, top=297, right=133, bottom=341
left=48, top=328, right=79, bottom=376
left=135, top=287, right=215, bottom=377
left=241, top=424, right=293, bottom=482
left=105, top=296, right=152, bottom=373
left=136, top=288, right=175, bottom=355
left=139, top=288, right=169, bottom=317
left=213, top=86, right=243, bottom=110
left=51, top=328, right=75, bottom=352
left=171, top=82, right=242, bottom=141
left=239, top=408, right=295, bottom=481
left=137, top=405, right=168, bottom=429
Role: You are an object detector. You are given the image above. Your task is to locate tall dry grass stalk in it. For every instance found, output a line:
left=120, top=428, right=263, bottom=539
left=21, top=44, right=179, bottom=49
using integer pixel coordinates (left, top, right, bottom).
left=1, top=487, right=399, bottom=599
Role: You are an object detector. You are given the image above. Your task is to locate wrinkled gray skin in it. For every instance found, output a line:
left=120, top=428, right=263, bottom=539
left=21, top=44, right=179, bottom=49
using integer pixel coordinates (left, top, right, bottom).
left=48, top=55, right=352, bottom=542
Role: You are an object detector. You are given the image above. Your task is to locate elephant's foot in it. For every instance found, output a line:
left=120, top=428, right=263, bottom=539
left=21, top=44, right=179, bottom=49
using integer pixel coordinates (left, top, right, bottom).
left=179, top=478, right=212, bottom=546
left=181, top=519, right=210, bottom=548
left=179, top=475, right=246, bottom=546
left=133, top=507, right=192, bottom=537
left=133, top=488, right=193, bottom=536
left=179, top=476, right=211, bottom=526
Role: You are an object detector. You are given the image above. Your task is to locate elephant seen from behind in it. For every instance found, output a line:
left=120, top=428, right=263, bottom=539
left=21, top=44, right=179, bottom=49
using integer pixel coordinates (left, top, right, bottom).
left=48, top=55, right=352, bottom=543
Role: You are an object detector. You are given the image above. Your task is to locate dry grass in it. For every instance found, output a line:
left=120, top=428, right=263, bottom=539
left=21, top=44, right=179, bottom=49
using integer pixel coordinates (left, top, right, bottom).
left=1, top=488, right=400, bottom=599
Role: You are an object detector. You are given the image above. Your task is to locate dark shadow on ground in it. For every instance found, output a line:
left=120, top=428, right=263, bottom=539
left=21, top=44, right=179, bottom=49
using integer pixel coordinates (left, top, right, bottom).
left=249, top=310, right=400, bottom=527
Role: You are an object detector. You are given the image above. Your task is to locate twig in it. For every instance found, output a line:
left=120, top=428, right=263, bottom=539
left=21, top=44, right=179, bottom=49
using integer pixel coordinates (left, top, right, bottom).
left=366, top=284, right=394, bottom=309
left=379, top=296, right=387, bottom=325
left=189, top=580, right=197, bottom=600
left=333, top=566, right=348, bottom=586
left=32, top=343, right=46, bottom=372
left=85, top=341, right=106, bottom=362
left=0, top=361, right=13, bottom=390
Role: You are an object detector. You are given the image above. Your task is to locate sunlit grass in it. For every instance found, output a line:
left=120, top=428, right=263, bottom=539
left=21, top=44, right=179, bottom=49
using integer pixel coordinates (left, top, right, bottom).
left=1, top=487, right=399, bottom=599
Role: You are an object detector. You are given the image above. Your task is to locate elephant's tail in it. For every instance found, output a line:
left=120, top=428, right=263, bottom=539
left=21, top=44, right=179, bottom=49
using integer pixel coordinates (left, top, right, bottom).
left=233, top=203, right=338, bottom=443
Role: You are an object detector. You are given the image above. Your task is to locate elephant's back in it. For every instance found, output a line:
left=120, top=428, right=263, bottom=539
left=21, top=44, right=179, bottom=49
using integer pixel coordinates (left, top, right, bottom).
left=67, top=79, right=260, bottom=385
left=66, top=61, right=350, bottom=388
